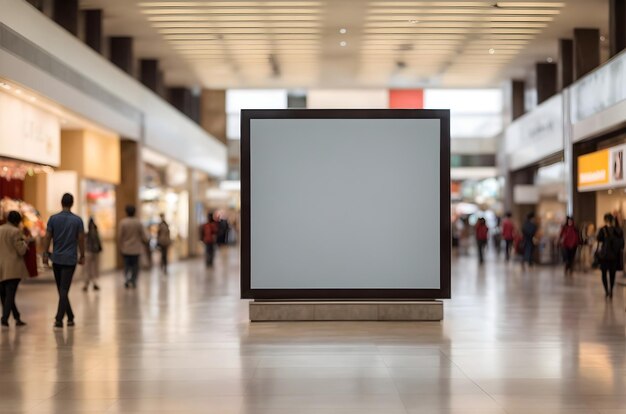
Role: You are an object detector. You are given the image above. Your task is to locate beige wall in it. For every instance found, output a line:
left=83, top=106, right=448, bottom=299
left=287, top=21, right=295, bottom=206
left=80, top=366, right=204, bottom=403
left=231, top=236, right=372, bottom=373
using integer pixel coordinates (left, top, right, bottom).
left=61, top=130, right=120, bottom=184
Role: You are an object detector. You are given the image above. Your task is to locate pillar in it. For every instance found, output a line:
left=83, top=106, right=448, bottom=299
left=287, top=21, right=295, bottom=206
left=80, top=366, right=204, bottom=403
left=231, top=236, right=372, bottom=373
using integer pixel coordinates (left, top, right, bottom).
left=610, top=0, right=626, bottom=57
left=116, top=139, right=142, bottom=267
left=109, top=37, right=134, bottom=75
left=201, top=89, right=227, bottom=144
left=84, top=9, right=103, bottom=53
left=140, top=59, right=159, bottom=92
left=572, top=141, right=597, bottom=225
left=573, top=28, right=600, bottom=80
left=511, top=80, right=525, bottom=121
left=53, top=0, right=79, bottom=36
left=536, top=63, right=557, bottom=104
left=558, top=39, right=574, bottom=90
left=506, top=167, right=536, bottom=226
left=169, top=87, right=194, bottom=119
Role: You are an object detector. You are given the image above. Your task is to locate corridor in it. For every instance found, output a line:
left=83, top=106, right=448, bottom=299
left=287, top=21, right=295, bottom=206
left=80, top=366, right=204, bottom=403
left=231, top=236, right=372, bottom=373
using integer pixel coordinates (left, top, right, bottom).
left=0, top=249, right=624, bottom=414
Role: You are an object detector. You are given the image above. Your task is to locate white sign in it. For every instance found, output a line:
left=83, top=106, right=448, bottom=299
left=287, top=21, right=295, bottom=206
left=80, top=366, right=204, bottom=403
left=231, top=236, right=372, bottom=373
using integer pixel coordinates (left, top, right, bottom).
left=505, top=94, right=563, bottom=170
left=571, top=50, right=626, bottom=124
left=0, top=92, right=60, bottom=166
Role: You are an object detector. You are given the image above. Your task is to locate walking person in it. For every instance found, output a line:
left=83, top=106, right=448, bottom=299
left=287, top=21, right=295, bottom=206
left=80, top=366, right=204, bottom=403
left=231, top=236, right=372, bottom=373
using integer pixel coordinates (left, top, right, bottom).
left=0, top=211, right=30, bottom=328
left=118, top=205, right=146, bottom=289
left=157, top=214, right=172, bottom=274
left=42, top=193, right=85, bottom=329
left=559, top=216, right=579, bottom=276
left=83, top=218, right=102, bottom=292
left=201, top=212, right=218, bottom=267
left=597, top=213, right=624, bottom=300
left=502, top=212, right=515, bottom=262
left=522, top=212, right=538, bottom=269
left=475, top=217, right=489, bottom=265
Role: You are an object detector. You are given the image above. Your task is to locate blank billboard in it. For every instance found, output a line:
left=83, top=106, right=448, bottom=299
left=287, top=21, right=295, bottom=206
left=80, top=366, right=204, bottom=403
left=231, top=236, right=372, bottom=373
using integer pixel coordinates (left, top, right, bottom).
left=241, top=109, right=450, bottom=300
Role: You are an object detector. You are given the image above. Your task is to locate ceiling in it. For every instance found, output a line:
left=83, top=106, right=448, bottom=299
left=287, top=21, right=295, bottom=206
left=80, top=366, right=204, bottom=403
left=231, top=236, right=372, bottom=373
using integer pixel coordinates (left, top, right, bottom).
left=81, top=0, right=609, bottom=89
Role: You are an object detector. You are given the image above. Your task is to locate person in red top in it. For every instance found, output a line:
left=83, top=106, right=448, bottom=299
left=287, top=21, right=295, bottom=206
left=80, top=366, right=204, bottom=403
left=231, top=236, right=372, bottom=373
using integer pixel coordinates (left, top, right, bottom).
left=501, top=212, right=515, bottom=262
left=475, top=217, right=489, bottom=265
left=560, top=216, right=580, bottom=275
left=200, top=212, right=218, bottom=268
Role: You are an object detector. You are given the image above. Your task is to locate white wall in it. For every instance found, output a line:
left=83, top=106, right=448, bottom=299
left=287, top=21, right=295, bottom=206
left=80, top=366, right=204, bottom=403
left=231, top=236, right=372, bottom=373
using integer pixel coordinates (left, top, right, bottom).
left=307, top=89, right=388, bottom=109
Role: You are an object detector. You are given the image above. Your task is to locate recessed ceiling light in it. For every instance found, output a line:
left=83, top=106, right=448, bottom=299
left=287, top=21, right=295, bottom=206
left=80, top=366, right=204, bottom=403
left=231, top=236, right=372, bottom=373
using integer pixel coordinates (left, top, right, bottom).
left=15, top=89, right=22, bottom=94
left=340, top=41, right=347, bottom=47
left=29, top=96, right=36, bottom=102
left=0, top=82, right=10, bottom=90
left=600, top=35, right=606, bottom=42
left=488, top=48, right=496, bottom=54
left=409, top=19, right=419, bottom=24
left=547, top=57, right=553, bottom=63
left=339, top=28, right=347, bottom=34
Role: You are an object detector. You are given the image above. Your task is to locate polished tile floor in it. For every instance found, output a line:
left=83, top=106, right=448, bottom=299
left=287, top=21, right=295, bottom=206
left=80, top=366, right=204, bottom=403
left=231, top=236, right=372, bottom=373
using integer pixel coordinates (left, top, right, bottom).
left=0, top=247, right=624, bottom=414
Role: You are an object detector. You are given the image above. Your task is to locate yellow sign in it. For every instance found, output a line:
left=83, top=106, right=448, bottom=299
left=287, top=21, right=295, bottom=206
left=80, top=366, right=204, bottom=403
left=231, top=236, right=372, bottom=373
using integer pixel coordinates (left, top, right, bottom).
left=578, top=149, right=610, bottom=189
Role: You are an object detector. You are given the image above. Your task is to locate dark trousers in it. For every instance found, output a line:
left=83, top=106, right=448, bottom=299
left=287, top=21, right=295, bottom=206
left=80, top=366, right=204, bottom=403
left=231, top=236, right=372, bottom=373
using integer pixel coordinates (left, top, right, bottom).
left=159, top=245, right=169, bottom=271
left=477, top=240, right=487, bottom=264
left=563, top=247, right=577, bottom=272
left=53, top=264, right=75, bottom=322
left=504, top=239, right=513, bottom=261
left=523, top=242, right=535, bottom=266
left=0, top=279, right=21, bottom=323
left=123, top=255, right=140, bottom=284
left=601, top=261, right=617, bottom=295
left=205, top=243, right=215, bottom=267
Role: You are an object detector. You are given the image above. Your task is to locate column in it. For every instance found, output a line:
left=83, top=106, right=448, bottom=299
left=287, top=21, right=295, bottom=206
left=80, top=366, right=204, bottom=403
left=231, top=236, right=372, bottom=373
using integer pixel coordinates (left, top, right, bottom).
left=168, top=87, right=193, bottom=118
left=558, top=39, right=573, bottom=90
left=610, top=0, right=626, bottom=57
left=84, top=9, right=103, bottom=53
left=572, top=141, right=597, bottom=224
left=140, top=59, right=159, bottom=92
left=109, top=37, right=134, bottom=75
left=536, top=62, right=557, bottom=104
left=511, top=80, right=525, bottom=121
left=116, top=139, right=142, bottom=267
left=201, top=89, right=227, bottom=144
left=53, top=0, right=79, bottom=36
left=573, top=28, right=600, bottom=80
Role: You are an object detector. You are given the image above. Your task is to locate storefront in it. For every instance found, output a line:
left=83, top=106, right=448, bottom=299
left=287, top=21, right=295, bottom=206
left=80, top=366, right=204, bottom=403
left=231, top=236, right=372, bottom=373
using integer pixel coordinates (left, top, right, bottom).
left=504, top=93, right=566, bottom=264
left=141, top=148, right=190, bottom=264
left=571, top=48, right=626, bottom=232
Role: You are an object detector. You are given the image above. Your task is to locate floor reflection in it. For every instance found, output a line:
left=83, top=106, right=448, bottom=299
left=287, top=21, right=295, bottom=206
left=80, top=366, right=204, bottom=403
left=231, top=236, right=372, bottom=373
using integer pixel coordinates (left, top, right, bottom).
left=0, top=248, right=623, bottom=413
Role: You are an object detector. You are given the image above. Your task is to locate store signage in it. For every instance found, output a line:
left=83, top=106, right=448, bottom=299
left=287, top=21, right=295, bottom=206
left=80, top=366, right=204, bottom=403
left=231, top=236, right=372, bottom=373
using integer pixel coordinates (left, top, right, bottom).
left=577, top=146, right=626, bottom=191
left=571, top=49, right=626, bottom=125
left=505, top=94, right=563, bottom=170
left=0, top=92, right=60, bottom=166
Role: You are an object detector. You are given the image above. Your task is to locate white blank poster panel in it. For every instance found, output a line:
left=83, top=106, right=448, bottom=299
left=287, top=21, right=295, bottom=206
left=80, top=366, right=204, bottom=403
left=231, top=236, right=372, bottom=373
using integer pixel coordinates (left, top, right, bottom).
left=250, top=118, right=441, bottom=289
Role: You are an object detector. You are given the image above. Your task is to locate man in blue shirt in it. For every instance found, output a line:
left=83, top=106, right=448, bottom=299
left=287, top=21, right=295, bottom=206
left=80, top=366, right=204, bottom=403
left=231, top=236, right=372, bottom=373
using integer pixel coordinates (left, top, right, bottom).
left=42, top=193, right=85, bottom=329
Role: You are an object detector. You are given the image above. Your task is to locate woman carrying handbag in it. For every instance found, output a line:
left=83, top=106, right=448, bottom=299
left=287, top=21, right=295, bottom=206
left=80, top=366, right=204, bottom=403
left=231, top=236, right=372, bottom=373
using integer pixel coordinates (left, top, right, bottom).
left=595, top=213, right=624, bottom=300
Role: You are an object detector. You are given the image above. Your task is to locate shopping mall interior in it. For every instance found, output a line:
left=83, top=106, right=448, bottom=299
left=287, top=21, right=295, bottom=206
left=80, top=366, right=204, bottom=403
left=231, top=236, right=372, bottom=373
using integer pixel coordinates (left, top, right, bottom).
left=0, top=0, right=625, bottom=413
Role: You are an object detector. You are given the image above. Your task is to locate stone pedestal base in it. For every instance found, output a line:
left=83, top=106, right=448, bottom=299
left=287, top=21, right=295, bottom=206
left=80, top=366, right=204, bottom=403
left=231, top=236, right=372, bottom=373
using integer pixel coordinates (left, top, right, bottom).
left=249, top=300, right=443, bottom=321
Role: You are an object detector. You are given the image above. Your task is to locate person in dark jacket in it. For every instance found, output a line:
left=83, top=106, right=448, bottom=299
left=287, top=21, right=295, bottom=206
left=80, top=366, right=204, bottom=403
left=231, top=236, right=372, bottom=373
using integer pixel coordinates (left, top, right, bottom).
left=502, top=212, right=515, bottom=262
left=83, top=218, right=102, bottom=291
left=559, top=216, right=579, bottom=275
left=597, top=213, right=624, bottom=299
left=475, top=218, right=489, bottom=265
left=522, top=212, right=538, bottom=269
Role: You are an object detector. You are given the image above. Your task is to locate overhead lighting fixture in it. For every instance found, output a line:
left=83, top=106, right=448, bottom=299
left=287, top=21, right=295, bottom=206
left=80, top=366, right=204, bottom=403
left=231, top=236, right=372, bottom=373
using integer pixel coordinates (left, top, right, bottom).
left=29, top=96, right=36, bottom=102
left=546, top=57, right=553, bottom=63
left=488, top=48, right=496, bottom=54
left=339, top=28, right=347, bottom=34
left=15, top=89, right=22, bottom=94
left=600, top=35, right=606, bottom=42
left=340, top=40, right=347, bottom=47
left=0, top=82, right=11, bottom=90
left=409, top=19, right=419, bottom=24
